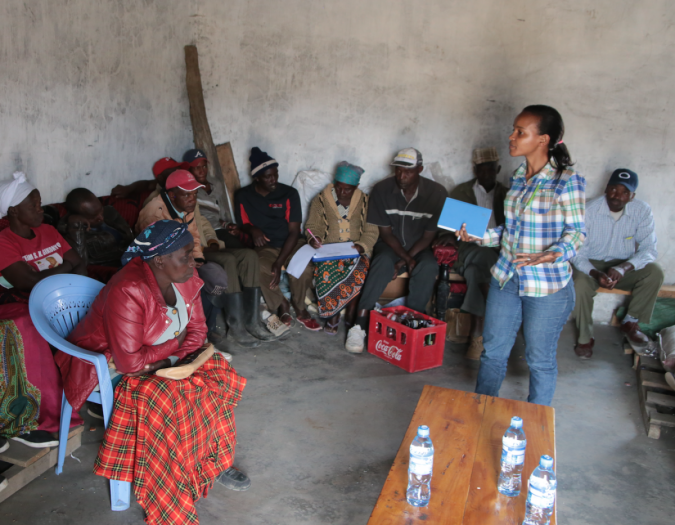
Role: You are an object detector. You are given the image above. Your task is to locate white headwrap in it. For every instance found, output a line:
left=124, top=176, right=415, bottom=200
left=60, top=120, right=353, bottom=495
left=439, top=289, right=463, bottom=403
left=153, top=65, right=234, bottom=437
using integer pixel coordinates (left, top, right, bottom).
left=0, top=172, right=36, bottom=218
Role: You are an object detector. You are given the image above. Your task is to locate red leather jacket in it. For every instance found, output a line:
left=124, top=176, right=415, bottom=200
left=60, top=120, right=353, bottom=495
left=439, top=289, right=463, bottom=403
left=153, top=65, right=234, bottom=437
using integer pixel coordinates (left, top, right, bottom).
left=55, top=257, right=207, bottom=413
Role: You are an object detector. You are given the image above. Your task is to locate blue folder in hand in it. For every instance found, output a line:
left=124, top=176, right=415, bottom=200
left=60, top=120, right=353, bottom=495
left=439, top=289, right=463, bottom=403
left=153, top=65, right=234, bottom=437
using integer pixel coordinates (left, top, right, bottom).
left=437, top=197, right=492, bottom=239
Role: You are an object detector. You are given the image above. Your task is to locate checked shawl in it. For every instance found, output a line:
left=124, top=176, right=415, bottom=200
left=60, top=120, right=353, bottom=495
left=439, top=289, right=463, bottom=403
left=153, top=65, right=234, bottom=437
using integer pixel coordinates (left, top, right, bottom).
left=93, top=354, right=246, bottom=525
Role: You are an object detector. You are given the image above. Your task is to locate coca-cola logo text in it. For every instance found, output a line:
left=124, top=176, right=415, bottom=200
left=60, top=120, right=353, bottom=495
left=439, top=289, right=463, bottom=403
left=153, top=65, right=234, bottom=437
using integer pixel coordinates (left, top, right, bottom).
left=375, top=340, right=403, bottom=361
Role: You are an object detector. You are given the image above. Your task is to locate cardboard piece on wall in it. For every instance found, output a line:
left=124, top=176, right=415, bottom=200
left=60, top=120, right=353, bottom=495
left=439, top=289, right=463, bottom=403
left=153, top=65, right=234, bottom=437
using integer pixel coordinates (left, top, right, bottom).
left=216, top=142, right=241, bottom=215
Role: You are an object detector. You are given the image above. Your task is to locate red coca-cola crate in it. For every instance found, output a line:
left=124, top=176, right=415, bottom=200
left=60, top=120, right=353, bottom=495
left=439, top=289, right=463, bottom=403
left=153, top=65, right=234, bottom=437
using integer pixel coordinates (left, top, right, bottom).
left=368, top=306, right=446, bottom=373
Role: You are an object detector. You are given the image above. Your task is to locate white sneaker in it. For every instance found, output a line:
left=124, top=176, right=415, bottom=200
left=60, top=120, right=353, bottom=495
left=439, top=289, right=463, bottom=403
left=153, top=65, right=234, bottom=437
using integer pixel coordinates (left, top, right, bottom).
left=215, top=349, right=233, bottom=362
left=345, top=326, right=366, bottom=354
left=666, top=372, right=675, bottom=391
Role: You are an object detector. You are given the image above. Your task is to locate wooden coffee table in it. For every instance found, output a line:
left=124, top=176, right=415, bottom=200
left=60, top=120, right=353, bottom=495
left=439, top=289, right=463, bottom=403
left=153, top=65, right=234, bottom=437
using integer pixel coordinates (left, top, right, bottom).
left=367, top=386, right=556, bottom=524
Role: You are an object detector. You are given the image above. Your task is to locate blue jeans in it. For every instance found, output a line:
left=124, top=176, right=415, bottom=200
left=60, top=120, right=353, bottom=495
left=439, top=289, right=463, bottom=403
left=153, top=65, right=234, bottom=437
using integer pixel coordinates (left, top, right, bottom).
left=475, top=274, right=575, bottom=406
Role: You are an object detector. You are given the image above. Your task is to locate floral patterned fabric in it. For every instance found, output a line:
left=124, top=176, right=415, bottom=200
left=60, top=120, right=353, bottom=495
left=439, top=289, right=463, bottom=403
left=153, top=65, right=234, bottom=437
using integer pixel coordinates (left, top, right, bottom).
left=314, top=255, right=369, bottom=318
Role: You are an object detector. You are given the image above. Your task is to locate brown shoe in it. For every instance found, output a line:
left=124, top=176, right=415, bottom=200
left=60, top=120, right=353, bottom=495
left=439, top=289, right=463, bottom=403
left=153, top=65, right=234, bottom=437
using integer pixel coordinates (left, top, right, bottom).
left=465, top=336, right=484, bottom=360
left=574, top=338, right=594, bottom=359
left=620, top=321, right=649, bottom=345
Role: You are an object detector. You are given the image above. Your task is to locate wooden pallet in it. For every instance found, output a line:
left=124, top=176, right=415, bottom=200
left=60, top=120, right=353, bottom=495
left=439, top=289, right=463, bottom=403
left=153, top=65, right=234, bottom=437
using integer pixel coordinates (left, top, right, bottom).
left=635, top=356, right=675, bottom=439
left=0, top=426, right=83, bottom=504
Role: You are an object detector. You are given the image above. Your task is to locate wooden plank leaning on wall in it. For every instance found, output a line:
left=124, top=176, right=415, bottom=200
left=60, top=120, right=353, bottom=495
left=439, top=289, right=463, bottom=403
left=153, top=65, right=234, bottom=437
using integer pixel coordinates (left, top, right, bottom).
left=184, top=44, right=240, bottom=222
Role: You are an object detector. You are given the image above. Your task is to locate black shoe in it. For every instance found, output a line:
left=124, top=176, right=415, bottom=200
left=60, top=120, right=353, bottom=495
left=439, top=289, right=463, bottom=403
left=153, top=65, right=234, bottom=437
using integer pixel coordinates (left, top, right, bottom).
left=243, top=287, right=280, bottom=342
left=223, top=293, right=261, bottom=348
left=216, top=466, right=251, bottom=491
left=0, top=474, right=7, bottom=493
left=11, top=430, right=59, bottom=449
left=87, top=402, right=105, bottom=420
left=0, top=436, right=8, bottom=454
left=208, top=329, right=226, bottom=345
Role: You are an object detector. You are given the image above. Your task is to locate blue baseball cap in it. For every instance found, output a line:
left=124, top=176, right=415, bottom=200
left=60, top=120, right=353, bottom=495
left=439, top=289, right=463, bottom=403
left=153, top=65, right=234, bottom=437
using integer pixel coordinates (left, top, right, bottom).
left=608, top=169, right=638, bottom=193
left=182, top=148, right=208, bottom=166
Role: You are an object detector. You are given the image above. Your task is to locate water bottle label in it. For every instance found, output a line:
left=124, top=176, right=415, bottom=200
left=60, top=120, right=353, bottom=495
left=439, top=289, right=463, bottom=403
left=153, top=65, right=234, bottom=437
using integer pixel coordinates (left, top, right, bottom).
left=409, top=455, right=433, bottom=476
left=501, top=446, right=525, bottom=465
left=501, top=437, right=525, bottom=465
left=527, top=486, right=555, bottom=508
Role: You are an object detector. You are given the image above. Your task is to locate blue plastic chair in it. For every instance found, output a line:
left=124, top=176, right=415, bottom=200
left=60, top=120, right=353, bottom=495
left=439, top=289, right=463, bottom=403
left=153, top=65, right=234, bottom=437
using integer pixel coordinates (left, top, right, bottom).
left=29, top=274, right=131, bottom=512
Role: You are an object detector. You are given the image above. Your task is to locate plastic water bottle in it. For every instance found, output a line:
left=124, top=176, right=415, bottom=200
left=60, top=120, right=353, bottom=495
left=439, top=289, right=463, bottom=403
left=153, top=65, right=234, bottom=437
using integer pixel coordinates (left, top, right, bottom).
left=406, top=425, right=434, bottom=507
left=497, top=416, right=526, bottom=496
left=522, top=455, right=556, bottom=525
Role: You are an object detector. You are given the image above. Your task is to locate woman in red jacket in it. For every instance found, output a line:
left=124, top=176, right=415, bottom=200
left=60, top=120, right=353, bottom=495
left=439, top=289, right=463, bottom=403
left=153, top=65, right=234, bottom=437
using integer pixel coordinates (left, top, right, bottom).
left=56, top=220, right=248, bottom=524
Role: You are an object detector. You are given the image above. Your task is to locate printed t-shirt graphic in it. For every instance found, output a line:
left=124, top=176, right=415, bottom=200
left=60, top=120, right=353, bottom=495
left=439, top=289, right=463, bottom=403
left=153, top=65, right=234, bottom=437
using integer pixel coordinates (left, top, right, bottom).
left=0, top=224, right=72, bottom=288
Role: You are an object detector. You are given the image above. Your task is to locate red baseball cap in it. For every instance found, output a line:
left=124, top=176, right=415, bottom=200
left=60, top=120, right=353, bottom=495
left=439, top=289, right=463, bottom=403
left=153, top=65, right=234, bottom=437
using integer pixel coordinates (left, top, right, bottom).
left=165, top=170, right=205, bottom=192
left=152, top=157, right=187, bottom=178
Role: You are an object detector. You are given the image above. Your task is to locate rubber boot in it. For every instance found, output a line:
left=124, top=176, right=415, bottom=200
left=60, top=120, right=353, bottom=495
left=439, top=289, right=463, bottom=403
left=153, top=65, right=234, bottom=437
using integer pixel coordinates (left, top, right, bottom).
left=223, top=293, right=261, bottom=348
left=243, top=287, right=279, bottom=341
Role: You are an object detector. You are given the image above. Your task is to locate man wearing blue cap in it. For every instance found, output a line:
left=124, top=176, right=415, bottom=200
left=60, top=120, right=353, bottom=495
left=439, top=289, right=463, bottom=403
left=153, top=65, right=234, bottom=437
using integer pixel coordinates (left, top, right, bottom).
left=571, top=169, right=663, bottom=357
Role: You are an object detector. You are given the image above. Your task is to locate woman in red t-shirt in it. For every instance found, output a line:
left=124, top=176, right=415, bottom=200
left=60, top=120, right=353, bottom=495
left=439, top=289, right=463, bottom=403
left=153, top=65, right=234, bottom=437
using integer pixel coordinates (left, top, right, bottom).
left=0, top=173, right=85, bottom=454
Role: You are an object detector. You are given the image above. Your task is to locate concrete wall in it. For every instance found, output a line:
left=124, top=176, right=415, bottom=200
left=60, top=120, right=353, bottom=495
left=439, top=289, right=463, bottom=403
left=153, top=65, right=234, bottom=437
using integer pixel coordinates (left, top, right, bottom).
left=0, top=0, right=194, bottom=201
left=2, top=1, right=674, bottom=279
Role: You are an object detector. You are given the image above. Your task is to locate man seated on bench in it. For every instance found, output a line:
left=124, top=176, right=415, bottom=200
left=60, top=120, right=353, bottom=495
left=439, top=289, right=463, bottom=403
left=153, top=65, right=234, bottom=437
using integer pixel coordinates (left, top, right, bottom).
left=433, top=147, right=507, bottom=360
left=58, top=188, right=134, bottom=280
left=346, top=148, right=446, bottom=353
left=233, top=147, right=320, bottom=332
left=571, top=169, right=663, bottom=358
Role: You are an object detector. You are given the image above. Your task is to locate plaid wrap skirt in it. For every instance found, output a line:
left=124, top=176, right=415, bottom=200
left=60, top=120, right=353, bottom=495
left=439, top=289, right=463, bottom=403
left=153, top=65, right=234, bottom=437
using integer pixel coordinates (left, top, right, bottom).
left=93, top=353, right=246, bottom=525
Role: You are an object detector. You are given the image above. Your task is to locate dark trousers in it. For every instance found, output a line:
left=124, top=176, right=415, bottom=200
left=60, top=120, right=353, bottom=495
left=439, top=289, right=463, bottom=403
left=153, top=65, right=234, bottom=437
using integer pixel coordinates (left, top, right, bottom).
left=357, top=241, right=438, bottom=313
left=201, top=289, right=219, bottom=332
left=457, top=244, right=499, bottom=317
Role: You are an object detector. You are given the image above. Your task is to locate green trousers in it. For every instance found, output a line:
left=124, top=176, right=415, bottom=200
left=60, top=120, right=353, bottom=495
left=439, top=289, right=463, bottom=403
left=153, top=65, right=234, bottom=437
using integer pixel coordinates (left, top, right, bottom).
left=204, top=247, right=260, bottom=293
left=572, top=259, right=664, bottom=344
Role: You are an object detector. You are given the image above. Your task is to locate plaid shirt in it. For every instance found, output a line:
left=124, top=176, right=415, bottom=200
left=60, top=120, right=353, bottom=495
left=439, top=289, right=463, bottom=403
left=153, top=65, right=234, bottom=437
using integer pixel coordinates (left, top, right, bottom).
left=483, top=162, right=586, bottom=297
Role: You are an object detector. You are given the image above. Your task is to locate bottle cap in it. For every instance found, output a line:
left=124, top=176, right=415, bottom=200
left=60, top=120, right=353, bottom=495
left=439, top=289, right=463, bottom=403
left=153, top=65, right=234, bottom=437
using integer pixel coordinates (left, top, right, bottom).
left=540, top=455, right=554, bottom=469
left=510, top=416, right=523, bottom=429
left=417, top=425, right=430, bottom=438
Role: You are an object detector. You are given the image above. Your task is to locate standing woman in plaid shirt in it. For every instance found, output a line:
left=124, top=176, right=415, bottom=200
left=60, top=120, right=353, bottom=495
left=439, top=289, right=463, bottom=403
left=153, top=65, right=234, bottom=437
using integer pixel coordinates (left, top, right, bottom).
left=457, top=105, right=586, bottom=406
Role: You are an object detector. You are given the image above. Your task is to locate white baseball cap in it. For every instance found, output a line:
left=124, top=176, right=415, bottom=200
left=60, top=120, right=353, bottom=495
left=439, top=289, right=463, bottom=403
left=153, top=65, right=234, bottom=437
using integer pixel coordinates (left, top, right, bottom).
left=391, top=148, right=423, bottom=168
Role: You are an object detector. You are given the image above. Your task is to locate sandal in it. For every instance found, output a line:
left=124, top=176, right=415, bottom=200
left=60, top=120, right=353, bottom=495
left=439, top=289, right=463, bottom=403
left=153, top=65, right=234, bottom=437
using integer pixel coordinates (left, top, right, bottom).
left=216, top=466, right=251, bottom=492
left=324, top=318, right=340, bottom=335
left=298, top=316, right=322, bottom=331
left=279, top=312, right=295, bottom=327
left=266, top=314, right=290, bottom=337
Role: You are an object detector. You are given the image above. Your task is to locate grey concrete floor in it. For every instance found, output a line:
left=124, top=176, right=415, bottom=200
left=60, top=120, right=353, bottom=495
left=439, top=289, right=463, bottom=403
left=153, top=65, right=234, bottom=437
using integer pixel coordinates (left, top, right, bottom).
left=1, top=322, right=674, bottom=524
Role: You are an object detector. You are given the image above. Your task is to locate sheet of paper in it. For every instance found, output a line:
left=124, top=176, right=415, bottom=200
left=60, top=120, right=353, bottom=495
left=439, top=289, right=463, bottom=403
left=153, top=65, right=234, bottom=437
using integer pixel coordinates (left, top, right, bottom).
left=286, top=244, right=316, bottom=279
left=313, top=242, right=360, bottom=260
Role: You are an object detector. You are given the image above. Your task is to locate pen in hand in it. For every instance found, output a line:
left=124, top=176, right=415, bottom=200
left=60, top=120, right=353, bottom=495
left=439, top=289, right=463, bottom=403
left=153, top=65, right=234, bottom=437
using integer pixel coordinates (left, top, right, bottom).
left=306, top=228, right=322, bottom=248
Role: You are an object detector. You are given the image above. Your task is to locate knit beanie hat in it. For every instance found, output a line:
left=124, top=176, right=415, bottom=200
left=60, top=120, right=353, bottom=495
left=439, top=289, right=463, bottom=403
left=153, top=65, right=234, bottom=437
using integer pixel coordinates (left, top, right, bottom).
left=250, top=147, right=278, bottom=177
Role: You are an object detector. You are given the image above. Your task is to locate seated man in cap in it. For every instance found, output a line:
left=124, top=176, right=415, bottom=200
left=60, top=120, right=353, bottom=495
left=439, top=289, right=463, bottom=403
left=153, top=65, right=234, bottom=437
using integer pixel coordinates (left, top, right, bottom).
left=345, top=148, right=447, bottom=353
left=137, top=171, right=264, bottom=349
left=233, top=147, right=320, bottom=331
left=182, top=149, right=231, bottom=232
left=571, top=169, right=664, bottom=357
left=182, top=148, right=275, bottom=344
left=433, top=147, right=507, bottom=359
left=58, top=188, right=134, bottom=277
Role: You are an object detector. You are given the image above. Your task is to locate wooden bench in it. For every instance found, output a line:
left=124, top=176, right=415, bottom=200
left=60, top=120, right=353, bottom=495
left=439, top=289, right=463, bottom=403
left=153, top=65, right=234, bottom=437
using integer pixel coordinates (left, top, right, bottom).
left=368, top=386, right=556, bottom=524
left=634, top=355, right=675, bottom=439
left=597, top=284, right=675, bottom=298
left=0, top=426, right=83, bottom=504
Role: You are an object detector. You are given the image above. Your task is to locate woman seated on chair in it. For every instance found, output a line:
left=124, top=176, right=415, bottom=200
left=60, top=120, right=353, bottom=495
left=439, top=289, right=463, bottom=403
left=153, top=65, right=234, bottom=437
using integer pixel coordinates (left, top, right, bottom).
left=56, top=220, right=248, bottom=524
left=304, top=162, right=379, bottom=335
left=0, top=172, right=85, bottom=452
